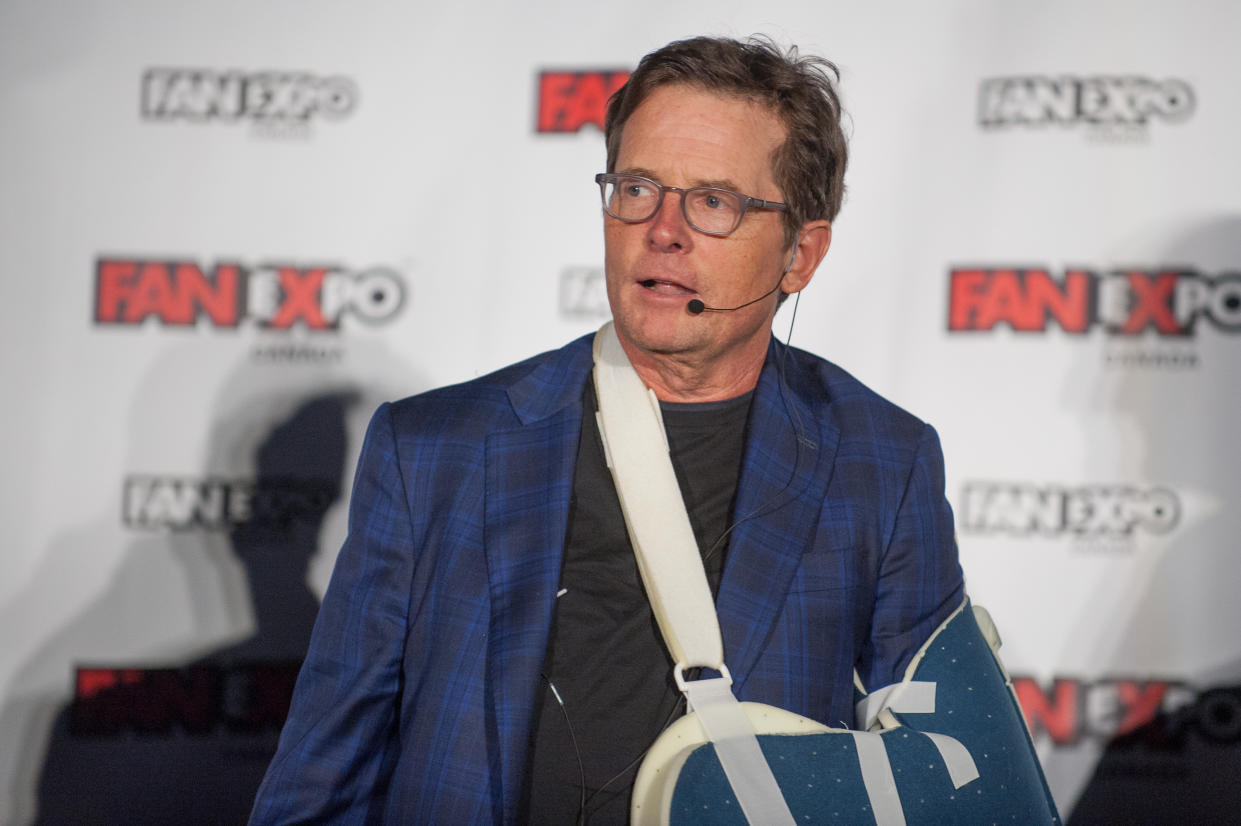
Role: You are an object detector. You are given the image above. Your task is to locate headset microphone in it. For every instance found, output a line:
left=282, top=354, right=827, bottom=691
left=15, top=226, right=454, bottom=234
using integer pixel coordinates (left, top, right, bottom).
left=686, top=243, right=799, bottom=315
left=686, top=281, right=782, bottom=315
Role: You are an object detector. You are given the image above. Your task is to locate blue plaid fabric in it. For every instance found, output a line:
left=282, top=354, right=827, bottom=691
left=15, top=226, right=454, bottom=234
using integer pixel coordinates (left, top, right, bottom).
left=249, top=332, right=963, bottom=825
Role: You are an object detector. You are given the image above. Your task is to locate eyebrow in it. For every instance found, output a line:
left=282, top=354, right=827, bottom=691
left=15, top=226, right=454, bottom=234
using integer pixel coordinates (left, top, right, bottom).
left=619, top=167, right=743, bottom=193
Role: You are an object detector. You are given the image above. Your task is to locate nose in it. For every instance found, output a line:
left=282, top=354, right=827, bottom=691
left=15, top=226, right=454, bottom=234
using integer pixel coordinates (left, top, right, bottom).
left=646, top=189, right=693, bottom=252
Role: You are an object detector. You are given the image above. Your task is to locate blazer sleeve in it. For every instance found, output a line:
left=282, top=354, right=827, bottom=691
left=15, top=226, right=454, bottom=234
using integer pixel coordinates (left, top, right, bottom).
left=857, top=421, right=965, bottom=692
left=250, top=402, right=414, bottom=825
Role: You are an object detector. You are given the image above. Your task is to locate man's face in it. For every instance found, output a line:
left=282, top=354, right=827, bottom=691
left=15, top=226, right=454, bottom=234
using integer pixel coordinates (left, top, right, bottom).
left=604, top=84, right=793, bottom=373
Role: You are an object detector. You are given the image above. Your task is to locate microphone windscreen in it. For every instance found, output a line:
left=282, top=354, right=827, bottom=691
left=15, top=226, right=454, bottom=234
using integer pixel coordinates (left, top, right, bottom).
left=687, top=299, right=705, bottom=314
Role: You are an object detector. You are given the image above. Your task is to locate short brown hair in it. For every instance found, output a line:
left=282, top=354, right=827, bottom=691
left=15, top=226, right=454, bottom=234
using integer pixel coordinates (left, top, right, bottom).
left=605, top=35, right=848, bottom=246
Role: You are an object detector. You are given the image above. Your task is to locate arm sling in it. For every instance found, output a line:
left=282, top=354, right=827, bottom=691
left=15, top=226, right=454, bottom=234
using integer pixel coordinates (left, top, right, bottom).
left=591, top=322, right=1060, bottom=825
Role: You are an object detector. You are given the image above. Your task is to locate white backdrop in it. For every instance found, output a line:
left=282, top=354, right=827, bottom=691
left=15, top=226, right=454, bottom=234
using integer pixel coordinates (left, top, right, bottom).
left=3, top=1, right=1239, bottom=822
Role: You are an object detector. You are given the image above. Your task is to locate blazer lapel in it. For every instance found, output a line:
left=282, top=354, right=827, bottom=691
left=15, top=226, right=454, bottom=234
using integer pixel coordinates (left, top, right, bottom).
left=483, top=337, right=591, bottom=824
left=715, top=341, right=839, bottom=690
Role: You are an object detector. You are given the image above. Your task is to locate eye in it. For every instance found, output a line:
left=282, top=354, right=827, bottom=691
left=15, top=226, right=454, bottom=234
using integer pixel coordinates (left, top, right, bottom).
left=688, top=189, right=734, bottom=212
left=622, top=178, right=655, bottom=198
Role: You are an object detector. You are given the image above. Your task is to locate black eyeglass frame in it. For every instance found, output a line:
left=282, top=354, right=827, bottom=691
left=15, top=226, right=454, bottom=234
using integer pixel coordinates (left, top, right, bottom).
left=595, top=172, right=787, bottom=237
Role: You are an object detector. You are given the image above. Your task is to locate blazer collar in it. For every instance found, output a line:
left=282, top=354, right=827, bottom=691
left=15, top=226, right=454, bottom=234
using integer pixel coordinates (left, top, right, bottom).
left=715, top=338, right=840, bottom=689
left=486, top=334, right=592, bottom=823
left=504, top=333, right=595, bottom=425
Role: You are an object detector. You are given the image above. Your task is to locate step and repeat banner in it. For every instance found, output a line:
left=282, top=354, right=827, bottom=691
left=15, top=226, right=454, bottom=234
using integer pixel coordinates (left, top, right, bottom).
left=2, top=1, right=1238, bottom=823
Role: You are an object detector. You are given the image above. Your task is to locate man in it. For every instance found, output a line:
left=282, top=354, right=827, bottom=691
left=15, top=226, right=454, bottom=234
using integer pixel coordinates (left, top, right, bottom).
left=250, top=36, right=963, bottom=825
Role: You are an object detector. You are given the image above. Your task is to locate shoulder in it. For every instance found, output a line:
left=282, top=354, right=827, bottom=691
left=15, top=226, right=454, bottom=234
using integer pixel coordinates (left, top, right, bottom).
left=774, top=342, right=932, bottom=450
left=380, top=333, right=594, bottom=440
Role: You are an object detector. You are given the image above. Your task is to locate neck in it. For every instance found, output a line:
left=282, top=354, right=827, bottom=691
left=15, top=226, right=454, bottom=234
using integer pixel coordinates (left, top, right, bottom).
left=615, top=333, right=769, bottom=403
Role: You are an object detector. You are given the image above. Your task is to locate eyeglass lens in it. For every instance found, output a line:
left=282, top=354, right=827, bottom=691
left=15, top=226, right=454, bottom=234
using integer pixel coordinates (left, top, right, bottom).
left=601, top=175, right=744, bottom=234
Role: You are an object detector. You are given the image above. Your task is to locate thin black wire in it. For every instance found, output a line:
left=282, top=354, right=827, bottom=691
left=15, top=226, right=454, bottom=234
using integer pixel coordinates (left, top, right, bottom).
left=542, top=673, right=587, bottom=824
left=576, top=693, right=686, bottom=825
left=700, top=289, right=806, bottom=573
left=545, top=671, right=686, bottom=826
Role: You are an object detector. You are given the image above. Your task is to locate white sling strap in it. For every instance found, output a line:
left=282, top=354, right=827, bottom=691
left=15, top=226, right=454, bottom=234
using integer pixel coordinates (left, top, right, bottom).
left=592, top=322, right=795, bottom=826
left=591, top=321, right=721, bottom=670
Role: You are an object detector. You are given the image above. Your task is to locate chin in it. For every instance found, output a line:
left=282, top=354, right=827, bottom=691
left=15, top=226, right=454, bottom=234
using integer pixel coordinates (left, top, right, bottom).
left=617, top=318, right=703, bottom=357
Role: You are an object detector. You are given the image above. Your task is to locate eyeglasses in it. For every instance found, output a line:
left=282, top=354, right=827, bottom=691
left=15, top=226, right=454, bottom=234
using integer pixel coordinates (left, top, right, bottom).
left=595, top=173, right=786, bottom=237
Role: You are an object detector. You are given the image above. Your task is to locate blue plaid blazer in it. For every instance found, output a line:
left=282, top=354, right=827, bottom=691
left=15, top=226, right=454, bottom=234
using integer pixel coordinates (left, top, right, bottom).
left=250, top=332, right=963, bottom=824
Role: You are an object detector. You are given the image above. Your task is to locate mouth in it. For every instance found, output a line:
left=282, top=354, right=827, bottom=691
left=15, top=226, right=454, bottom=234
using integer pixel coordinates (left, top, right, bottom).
left=639, top=278, right=696, bottom=296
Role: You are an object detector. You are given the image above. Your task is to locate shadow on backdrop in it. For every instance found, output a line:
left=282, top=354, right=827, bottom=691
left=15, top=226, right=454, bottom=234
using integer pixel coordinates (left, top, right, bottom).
left=1065, top=215, right=1241, bottom=823
left=32, top=392, right=356, bottom=825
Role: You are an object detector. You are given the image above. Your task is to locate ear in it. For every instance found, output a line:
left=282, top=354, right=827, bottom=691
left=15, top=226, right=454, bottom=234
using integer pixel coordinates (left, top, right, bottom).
left=780, top=220, right=832, bottom=294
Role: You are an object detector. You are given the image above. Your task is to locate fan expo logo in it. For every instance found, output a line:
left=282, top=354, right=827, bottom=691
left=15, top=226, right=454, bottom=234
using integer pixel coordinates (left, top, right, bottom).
left=142, top=68, right=358, bottom=137
left=960, top=482, right=1180, bottom=542
left=978, top=75, right=1194, bottom=137
left=71, top=664, right=300, bottom=736
left=123, top=475, right=337, bottom=531
left=948, top=267, right=1239, bottom=366
left=559, top=266, right=608, bottom=318
left=94, top=258, right=405, bottom=331
left=1012, top=676, right=1241, bottom=750
left=536, top=70, right=629, bottom=133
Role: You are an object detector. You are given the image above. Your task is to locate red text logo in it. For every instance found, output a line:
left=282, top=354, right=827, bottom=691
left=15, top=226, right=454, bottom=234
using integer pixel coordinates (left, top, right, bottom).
left=948, top=267, right=1241, bottom=336
left=72, top=665, right=300, bottom=735
left=1013, top=676, right=1241, bottom=747
left=536, top=70, right=629, bottom=133
left=94, top=258, right=405, bottom=330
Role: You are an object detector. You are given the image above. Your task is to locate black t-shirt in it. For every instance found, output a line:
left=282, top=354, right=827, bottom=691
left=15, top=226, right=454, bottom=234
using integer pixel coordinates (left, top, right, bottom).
left=526, top=380, right=753, bottom=825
